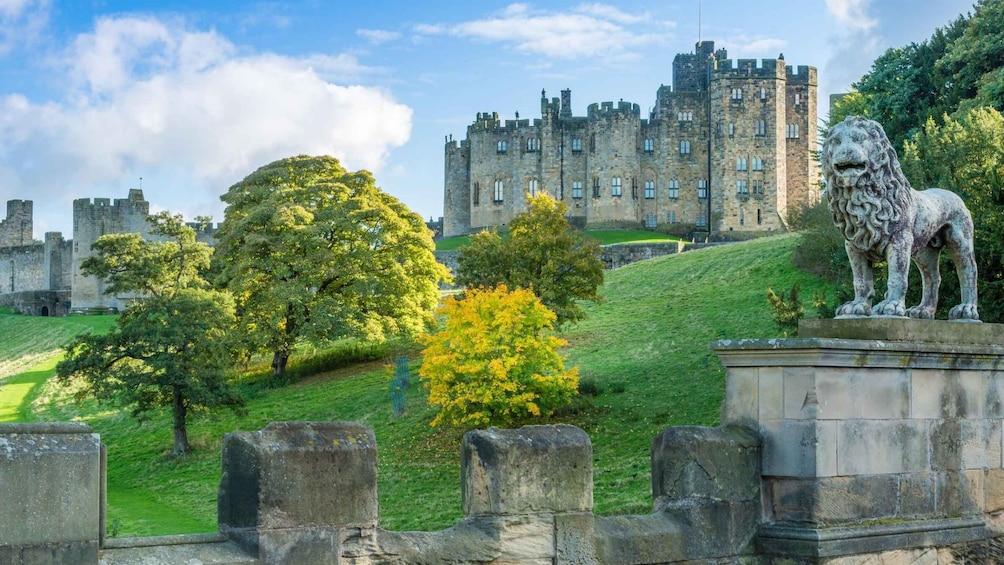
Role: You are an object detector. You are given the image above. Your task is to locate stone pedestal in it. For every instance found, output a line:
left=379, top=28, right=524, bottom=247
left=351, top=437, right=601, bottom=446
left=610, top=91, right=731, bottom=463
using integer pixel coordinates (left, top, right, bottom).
left=713, top=318, right=1004, bottom=560
left=0, top=423, right=102, bottom=565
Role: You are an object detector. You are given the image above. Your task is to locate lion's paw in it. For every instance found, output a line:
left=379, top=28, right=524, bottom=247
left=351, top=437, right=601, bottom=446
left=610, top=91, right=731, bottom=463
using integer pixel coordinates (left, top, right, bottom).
left=836, top=300, right=872, bottom=317
left=874, top=300, right=907, bottom=317
left=906, top=306, right=935, bottom=320
left=949, top=303, right=980, bottom=321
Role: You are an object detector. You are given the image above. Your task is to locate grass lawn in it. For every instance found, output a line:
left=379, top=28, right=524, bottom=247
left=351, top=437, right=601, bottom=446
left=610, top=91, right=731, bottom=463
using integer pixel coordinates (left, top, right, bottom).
left=4, top=233, right=828, bottom=536
left=0, top=314, right=117, bottom=382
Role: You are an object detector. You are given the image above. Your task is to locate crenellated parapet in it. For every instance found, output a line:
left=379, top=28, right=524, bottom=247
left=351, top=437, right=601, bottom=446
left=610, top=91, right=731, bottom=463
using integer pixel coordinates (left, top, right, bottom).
left=587, top=100, right=641, bottom=119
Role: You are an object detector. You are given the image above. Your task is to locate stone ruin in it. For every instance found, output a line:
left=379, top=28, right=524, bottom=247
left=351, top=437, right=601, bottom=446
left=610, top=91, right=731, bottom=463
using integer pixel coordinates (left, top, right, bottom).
left=3, top=317, right=1004, bottom=564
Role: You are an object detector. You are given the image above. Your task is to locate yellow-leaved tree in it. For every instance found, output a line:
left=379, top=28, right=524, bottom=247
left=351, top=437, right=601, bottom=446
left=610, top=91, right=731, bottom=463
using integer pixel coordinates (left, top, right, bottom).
left=419, top=285, right=578, bottom=428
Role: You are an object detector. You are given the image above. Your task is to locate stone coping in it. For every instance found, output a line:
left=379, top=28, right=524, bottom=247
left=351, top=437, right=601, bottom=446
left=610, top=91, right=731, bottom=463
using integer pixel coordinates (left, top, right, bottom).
left=102, top=533, right=226, bottom=549
left=758, top=517, right=986, bottom=558
left=800, top=318, right=1004, bottom=346
left=0, top=422, right=93, bottom=434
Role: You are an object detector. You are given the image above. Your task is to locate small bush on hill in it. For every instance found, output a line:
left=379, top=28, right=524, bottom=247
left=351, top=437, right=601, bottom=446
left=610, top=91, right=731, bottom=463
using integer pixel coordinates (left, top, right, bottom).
left=419, top=285, right=579, bottom=428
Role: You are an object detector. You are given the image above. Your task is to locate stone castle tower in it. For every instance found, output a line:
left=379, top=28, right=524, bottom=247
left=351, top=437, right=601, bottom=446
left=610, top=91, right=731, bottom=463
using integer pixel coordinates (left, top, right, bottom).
left=443, top=41, right=819, bottom=237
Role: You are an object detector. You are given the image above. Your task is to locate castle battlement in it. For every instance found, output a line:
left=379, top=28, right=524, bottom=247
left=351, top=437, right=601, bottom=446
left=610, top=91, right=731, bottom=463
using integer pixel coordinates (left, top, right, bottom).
left=712, top=58, right=785, bottom=79
left=785, top=65, right=817, bottom=85
left=587, top=100, right=641, bottom=118
left=0, top=199, right=32, bottom=248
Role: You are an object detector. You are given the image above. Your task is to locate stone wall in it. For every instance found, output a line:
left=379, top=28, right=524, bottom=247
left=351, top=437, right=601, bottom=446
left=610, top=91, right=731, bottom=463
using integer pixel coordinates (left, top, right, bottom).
left=0, top=200, right=32, bottom=247
left=0, top=289, right=72, bottom=316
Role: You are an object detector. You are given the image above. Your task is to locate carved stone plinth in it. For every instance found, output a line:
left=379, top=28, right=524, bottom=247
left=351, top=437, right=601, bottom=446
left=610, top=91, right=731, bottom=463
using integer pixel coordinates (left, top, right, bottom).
left=714, top=319, right=1004, bottom=561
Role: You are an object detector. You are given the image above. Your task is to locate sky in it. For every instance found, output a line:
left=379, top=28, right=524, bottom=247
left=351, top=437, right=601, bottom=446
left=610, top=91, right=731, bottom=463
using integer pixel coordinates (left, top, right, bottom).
left=0, top=0, right=978, bottom=236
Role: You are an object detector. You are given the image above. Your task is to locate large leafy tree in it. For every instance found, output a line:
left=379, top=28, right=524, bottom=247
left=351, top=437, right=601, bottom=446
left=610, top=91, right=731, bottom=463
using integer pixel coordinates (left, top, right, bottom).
left=56, top=213, right=243, bottom=456
left=902, top=107, right=1004, bottom=322
left=214, top=155, right=449, bottom=377
left=456, top=193, right=603, bottom=327
left=420, top=284, right=579, bottom=428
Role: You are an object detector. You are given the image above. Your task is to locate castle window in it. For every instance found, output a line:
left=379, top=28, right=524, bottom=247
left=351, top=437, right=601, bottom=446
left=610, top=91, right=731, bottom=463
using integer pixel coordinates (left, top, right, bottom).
left=786, top=124, right=800, bottom=139
left=737, top=180, right=749, bottom=200
left=668, top=179, right=680, bottom=199
left=644, top=180, right=655, bottom=199
left=644, top=213, right=657, bottom=228
left=740, top=208, right=745, bottom=226
left=753, top=180, right=765, bottom=198
left=644, top=138, right=654, bottom=153
left=494, top=180, right=504, bottom=203
left=589, top=134, right=596, bottom=153
left=473, top=182, right=480, bottom=206
left=758, top=208, right=763, bottom=224
left=572, top=181, right=583, bottom=199
left=737, top=157, right=747, bottom=171
left=760, top=87, right=767, bottom=100
left=731, top=88, right=742, bottom=101
left=728, top=123, right=735, bottom=138
left=679, top=140, right=691, bottom=155
left=754, top=120, right=766, bottom=136
left=698, top=179, right=708, bottom=199
left=752, top=157, right=764, bottom=171
left=611, top=177, right=622, bottom=197
left=631, top=178, right=638, bottom=199
left=677, top=111, right=693, bottom=122
left=528, top=178, right=538, bottom=197
left=497, top=140, right=507, bottom=153
left=592, top=177, right=600, bottom=198
left=667, top=211, right=677, bottom=224
left=794, top=93, right=801, bottom=106
left=572, top=138, right=582, bottom=152
left=696, top=211, right=708, bottom=227
left=526, top=137, right=541, bottom=152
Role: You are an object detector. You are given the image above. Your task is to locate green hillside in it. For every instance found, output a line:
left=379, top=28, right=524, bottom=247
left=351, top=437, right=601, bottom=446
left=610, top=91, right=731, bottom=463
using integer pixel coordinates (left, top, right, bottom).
left=5, top=234, right=828, bottom=536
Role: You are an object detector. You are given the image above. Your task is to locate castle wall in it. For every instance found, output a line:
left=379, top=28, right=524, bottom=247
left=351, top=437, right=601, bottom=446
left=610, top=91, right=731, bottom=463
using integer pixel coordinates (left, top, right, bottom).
left=71, top=189, right=150, bottom=313
left=443, top=41, right=818, bottom=239
left=0, top=200, right=32, bottom=248
left=0, top=243, right=48, bottom=294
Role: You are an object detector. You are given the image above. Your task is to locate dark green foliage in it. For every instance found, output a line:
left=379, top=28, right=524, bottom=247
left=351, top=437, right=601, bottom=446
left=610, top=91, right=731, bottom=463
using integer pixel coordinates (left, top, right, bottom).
left=766, top=284, right=804, bottom=336
left=456, top=194, right=604, bottom=327
left=577, top=377, right=603, bottom=397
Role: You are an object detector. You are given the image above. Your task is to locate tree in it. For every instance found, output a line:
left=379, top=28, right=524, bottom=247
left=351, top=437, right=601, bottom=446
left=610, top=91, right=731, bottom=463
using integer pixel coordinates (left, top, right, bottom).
left=455, top=193, right=604, bottom=327
left=214, top=155, right=449, bottom=377
left=419, top=285, right=579, bottom=428
left=56, top=213, right=243, bottom=456
left=902, top=107, right=1004, bottom=321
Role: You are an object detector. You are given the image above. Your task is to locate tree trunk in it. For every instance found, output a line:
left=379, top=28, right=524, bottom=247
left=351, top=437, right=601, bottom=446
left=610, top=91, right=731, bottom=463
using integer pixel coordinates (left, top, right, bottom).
left=172, top=388, right=190, bottom=456
left=272, top=350, right=289, bottom=378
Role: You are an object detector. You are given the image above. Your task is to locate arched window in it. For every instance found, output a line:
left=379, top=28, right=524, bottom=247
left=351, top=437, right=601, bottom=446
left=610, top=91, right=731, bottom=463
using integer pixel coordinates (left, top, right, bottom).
left=528, top=179, right=538, bottom=197
left=611, top=177, right=622, bottom=197
left=497, top=140, right=507, bottom=153
left=494, top=180, right=504, bottom=202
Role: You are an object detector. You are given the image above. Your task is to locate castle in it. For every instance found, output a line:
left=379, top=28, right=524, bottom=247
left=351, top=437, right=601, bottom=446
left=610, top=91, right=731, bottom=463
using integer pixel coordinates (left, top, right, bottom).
left=0, top=189, right=182, bottom=316
left=443, top=41, right=819, bottom=238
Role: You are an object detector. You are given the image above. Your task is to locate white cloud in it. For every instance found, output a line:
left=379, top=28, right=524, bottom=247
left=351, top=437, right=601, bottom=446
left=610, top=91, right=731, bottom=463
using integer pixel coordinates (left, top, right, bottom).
left=356, top=28, right=402, bottom=45
left=0, top=14, right=412, bottom=232
left=0, top=0, right=47, bottom=54
left=722, top=35, right=787, bottom=57
left=825, top=0, right=877, bottom=30
left=414, top=3, right=668, bottom=60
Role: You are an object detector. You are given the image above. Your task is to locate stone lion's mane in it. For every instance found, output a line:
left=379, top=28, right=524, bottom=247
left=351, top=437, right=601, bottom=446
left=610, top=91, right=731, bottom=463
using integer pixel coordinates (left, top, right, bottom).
left=822, top=118, right=915, bottom=259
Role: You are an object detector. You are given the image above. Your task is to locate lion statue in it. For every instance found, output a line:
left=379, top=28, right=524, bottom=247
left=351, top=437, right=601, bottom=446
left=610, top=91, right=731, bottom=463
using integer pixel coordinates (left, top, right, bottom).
left=820, top=116, right=979, bottom=321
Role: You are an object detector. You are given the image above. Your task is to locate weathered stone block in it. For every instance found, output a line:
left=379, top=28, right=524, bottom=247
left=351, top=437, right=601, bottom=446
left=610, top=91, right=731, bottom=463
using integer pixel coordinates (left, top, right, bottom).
left=218, top=422, right=377, bottom=531
left=722, top=367, right=758, bottom=427
left=651, top=425, right=760, bottom=505
left=936, top=471, right=983, bottom=517
left=930, top=420, right=988, bottom=471
left=782, top=368, right=816, bottom=420
left=912, top=369, right=984, bottom=419
left=761, top=420, right=837, bottom=477
left=813, top=367, right=910, bottom=420
left=555, top=513, right=599, bottom=565
left=462, top=425, right=592, bottom=517
left=256, top=528, right=338, bottom=565
left=767, top=476, right=897, bottom=526
left=759, top=367, right=783, bottom=420
left=898, top=473, right=937, bottom=518
left=836, top=420, right=928, bottom=475
left=985, top=469, right=1004, bottom=514
left=0, top=423, right=101, bottom=547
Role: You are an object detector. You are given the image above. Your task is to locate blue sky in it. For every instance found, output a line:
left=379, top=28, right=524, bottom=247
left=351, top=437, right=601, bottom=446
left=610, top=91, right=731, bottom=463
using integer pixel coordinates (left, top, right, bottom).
left=0, top=1, right=976, bottom=235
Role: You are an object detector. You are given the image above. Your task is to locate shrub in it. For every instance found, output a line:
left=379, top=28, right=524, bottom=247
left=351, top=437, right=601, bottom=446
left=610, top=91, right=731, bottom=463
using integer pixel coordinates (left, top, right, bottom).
left=766, top=284, right=804, bottom=336
left=419, top=285, right=579, bottom=428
